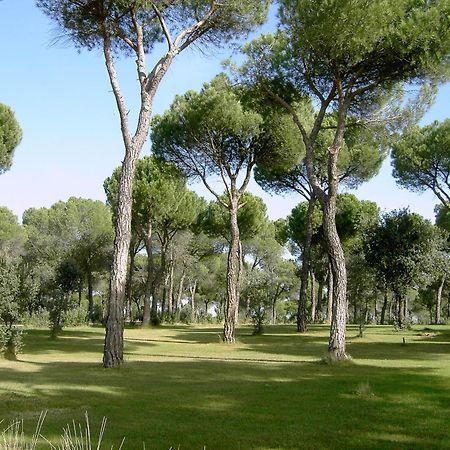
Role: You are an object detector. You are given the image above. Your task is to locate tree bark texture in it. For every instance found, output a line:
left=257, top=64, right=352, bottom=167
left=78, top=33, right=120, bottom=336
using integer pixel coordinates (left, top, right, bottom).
left=103, top=147, right=138, bottom=367
left=102, top=28, right=176, bottom=366
left=223, top=196, right=240, bottom=343
left=323, top=199, right=349, bottom=361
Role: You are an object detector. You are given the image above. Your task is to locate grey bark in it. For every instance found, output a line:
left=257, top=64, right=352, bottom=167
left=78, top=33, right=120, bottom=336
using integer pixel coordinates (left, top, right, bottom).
left=223, top=194, right=240, bottom=343
left=102, top=23, right=177, bottom=366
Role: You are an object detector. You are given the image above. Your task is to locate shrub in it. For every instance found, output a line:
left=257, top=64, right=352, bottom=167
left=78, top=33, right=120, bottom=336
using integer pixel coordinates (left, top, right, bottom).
left=0, top=325, right=23, bottom=360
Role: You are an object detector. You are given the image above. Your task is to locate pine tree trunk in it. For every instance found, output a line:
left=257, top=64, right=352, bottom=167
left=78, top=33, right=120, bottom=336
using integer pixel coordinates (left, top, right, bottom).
left=380, top=288, right=388, bottom=325
left=175, top=270, right=186, bottom=321
left=315, top=278, right=323, bottom=322
left=436, top=274, right=446, bottom=324
left=87, top=271, right=94, bottom=322
left=310, top=271, right=316, bottom=320
left=323, top=199, right=348, bottom=361
left=297, top=195, right=315, bottom=333
left=125, top=240, right=137, bottom=322
left=101, top=33, right=175, bottom=367
left=142, top=223, right=153, bottom=326
left=190, top=280, right=197, bottom=322
left=223, top=195, right=240, bottom=343
left=326, top=264, right=333, bottom=324
left=396, top=293, right=404, bottom=328
left=167, top=249, right=174, bottom=318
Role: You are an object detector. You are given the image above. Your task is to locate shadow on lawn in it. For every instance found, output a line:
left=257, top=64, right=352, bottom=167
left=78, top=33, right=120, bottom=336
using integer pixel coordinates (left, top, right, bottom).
left=0, top=356, right=450, bottom=449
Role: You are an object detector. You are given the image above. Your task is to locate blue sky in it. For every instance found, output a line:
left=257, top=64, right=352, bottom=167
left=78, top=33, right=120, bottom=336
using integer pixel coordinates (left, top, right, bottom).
left=0, top=2, right=447, bottom=223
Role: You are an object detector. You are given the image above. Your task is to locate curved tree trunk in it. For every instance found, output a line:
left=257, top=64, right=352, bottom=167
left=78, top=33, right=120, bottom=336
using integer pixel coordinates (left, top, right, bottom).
left=297, top=194, right=315, bottom=333
left=323, top=199, right=348, bottom=361
left=223, top=195, right=240, bottom=343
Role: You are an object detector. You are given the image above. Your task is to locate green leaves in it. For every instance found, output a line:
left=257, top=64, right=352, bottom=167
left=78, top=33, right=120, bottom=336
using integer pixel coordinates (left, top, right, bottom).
left=0, top=104, right=22, bottom=174
left=152, top=75, right=264, bottom=181
left=392, top=119, right=450, bottom=206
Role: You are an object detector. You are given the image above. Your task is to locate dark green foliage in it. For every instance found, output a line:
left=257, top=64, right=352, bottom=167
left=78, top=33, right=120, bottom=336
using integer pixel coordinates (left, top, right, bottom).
left=392, top=119, right=450, bottom=207
left=37, top=0, right=269, bottom=53
left=278, top=0, right=450, bottom=100
left=152, top=75, right=264, bottom=184
left=199, top=192, right=268, bottom=242
left=364, top=209, right=435, bottom=299
left=0, top=104, right=22, bottom=174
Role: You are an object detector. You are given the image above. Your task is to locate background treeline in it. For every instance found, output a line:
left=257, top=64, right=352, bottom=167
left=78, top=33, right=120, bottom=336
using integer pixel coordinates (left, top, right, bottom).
left=1, top=158, right=448, bottom=358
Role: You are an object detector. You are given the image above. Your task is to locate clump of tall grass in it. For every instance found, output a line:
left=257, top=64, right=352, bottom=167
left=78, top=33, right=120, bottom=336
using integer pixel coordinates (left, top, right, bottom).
left=1, top=412, right=125, bottom=450
left=0, top=411, right=45, bottom=450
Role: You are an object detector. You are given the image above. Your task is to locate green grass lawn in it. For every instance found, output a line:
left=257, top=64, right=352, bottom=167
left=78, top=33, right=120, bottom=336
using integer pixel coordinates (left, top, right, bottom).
left=1, top=324, right=450, bottom=449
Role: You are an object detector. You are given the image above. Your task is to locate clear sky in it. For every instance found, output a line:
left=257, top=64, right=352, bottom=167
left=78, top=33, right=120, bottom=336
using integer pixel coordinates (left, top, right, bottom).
left=0, top=2, right=448, bottom=223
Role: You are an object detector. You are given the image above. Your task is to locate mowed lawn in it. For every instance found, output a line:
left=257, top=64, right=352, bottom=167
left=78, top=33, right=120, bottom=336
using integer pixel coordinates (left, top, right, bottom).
left=1, top=324, right=450, bottom=449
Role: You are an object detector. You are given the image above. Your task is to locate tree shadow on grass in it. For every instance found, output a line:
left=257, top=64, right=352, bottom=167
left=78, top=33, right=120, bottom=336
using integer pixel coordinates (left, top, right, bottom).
left=0, top=357, right=450, bottom=449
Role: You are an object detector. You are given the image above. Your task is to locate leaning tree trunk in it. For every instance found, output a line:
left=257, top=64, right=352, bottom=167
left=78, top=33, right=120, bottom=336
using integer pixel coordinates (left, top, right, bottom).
left=323, top=199, right=348, bottom=361
left=102, top=28, right=176, bottom=367
left=436, top=274, right=446, bottom=324
left=297, top=194, right=315, bottom=333
left=223, top=195, right=240, bottom=343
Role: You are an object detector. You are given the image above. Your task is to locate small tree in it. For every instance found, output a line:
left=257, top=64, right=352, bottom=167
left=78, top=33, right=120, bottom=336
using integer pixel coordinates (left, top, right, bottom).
left=152, top=76, right=265, bottom=342
left=364, top=210, right=435, bottom=328
left=0, top=103, right=22, bottom=174
left=392, top=120, right=450, bottom=209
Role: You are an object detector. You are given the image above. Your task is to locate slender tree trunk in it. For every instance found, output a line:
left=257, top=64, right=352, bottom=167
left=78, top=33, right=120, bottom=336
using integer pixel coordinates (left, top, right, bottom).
left=160, top=239, right=169, bottom=320
left=396, top=293, right=404, bottom=328
left=142, top=223, right=154, bottom=326
left=223, top=195, right=240, bottom=343
left=175, top=269, right=186, bottom=322
left=436, top=274, right=446, bottom=324
left=190, top=280, right=197, bottom=322
left=326, top=264, right=333, bottom=324
left=310, top=271, right=316, bottom=320
left=78, top=280, right=82, bottom=307
left=380, top=288, right=388, bottom=325
left=125, top=240, right=137, bottom=322
left=297, top=194, right=315, bottom=333
left=316, top=278, right=324, bottom=322
left=167, top=248, right=174, bottom=318
left=87, top=271, right=94, bottom=322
